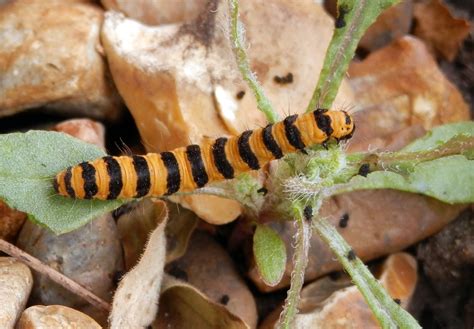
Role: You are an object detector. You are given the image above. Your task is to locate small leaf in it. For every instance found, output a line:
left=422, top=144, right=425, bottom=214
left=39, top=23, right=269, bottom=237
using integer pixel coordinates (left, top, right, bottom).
left=0, top=131, right=123, bottom=234
left=253, top=224, right=287, bottom=286
left=345, top=155, right=474, bottom=204
left=402, top=121, right=474, bottom=152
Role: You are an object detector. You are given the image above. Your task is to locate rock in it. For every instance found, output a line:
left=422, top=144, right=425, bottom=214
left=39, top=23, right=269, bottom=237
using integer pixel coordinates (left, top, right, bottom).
left=16, top=215, right=123, bottom=325
left=410, top=208, right=474, bottom=328
left=0, top=200, right=27, bottom=241
left=0, top=257, right=33, bottom=329
left=17, top=305, right=101, bottom=329
left=260, top=253, right=418, bottom=329
left=101, top=0, right=207, bottom=25
left=53, top=119, right=106, bottom=150
left=166, top=231, right=258, bottom=328
left=101, top=0, right=353, bottom=224
left=413, top=0, right=470, bottom=61
left=0, top=0, right=121, bottom=120
left=359, top=0, right=414, bottom=52
left=348, top=36, right=470, bottom=153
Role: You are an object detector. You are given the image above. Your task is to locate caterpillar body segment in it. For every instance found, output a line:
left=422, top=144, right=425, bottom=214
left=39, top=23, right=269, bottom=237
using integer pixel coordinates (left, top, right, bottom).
left=54, top=109, right=354, bottom=200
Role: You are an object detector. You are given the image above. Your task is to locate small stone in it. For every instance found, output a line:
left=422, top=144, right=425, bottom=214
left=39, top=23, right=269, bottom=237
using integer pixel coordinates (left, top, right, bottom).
left=0, top=257, right=33, bottom=328
left=17, top=305, right=101, bottom=329
left=16, top=215, right=123, bottom=325
left=0, top=200, right=27, bottom=241
left=53, top=119, right=106, bottom=150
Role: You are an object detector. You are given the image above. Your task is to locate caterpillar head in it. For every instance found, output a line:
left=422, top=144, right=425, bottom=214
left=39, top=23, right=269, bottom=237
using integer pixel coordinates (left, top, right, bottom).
left=330, top=110, right=355, bottom=141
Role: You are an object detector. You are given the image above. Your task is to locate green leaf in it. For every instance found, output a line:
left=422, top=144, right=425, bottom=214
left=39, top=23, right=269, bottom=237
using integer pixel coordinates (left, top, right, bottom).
left=253, top=224, right=287, bottom=286
left=342, top=155, right=474, bottom=204
left=0, top=131, right=123, bottom=234
left=306, top=0, right=400, bottom=111
left=402, top=121, right=474, bottom=152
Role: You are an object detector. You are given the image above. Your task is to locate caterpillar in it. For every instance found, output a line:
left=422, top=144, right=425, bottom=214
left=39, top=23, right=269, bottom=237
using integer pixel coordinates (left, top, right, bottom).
left=54, top=109, right=354, bottom=200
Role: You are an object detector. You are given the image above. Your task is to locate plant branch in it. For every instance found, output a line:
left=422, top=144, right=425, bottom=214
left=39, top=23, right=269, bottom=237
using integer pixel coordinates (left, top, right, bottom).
left=0, top=239, right=111, bottom=312
left=306, top=0, right=400, bottom=111
left=228, top=0, right=279, bottom=123
left=277, top=204, right=311, bottom=329
left=312, top=218, right=421, bottom=329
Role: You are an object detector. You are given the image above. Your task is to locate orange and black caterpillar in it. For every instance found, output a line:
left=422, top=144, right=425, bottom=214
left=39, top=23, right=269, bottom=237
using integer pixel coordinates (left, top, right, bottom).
left=54, top=109, right=354, bottom=200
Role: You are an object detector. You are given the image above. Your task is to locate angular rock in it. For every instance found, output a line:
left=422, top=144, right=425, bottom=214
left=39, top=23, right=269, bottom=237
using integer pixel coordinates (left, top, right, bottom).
left=0, top=200, right=26, bottom=241
left=102, top=0, right=207, bottom=25
left=348, top=36, right=470, bottom=152
left=413, top=0, right=470, bottom=61
left=101, top=0, right=354, bottom=224
left=166, top=231, right=258, bottom=328
left=0, top=0, right=121, bottom=120
left=17, top=305, right=101, bottom=329
left=16, top=214, right=123, bottom=325
left=0, top=257, right=33, bottom=329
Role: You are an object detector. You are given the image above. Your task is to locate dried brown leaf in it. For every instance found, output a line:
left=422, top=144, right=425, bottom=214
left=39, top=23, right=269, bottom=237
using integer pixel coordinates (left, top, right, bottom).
left=110, top=200, right=168, bottom=329
left=153, top=275, right=249, bottom=329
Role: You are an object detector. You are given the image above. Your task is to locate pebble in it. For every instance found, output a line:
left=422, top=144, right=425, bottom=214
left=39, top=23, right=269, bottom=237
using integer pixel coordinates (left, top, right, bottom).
left=0, top=257, right=33, bottom=329
left=17, top=305, right=101, bottom=329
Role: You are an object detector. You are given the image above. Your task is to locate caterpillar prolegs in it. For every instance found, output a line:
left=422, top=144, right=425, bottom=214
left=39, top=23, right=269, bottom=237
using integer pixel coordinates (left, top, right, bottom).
left=54, top=109, right=354, bottom=200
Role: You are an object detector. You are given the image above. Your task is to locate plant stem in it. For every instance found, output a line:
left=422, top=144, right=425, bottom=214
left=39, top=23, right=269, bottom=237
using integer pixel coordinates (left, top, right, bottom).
left=0, top=239, right=111, bottom=312
left=312, top=218, right=421, bottom=329
left=277, top=205, right=311, bottom=329
left=228, top=0, right=279, bottom=123
left=306, top=0, right=400, bottom=111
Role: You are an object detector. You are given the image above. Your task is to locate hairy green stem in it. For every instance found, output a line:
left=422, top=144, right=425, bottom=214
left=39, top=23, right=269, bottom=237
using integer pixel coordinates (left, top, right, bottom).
left=312, top=217, right=421, bottom=329
left=228, top=0, right=279, bottom=123
left=306, top=0, right=400, bottom=111
left=277, top=204, right=311, bottom=329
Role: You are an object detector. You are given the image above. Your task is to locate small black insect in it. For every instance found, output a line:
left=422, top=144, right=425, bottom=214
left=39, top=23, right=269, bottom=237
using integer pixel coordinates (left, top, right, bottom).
left=394, top=298, right=401, bottom=305
left=335, top=5, right=349, bottom=29
left=358, top=163, right=370, bottom=177
left=339, top=213, right=350, bottom=228
left=346, top=249, right=356, bottom=261
left=274, top=72, right=294, bottom=84
left=257, top=187, right=268, bottom=195
left=236, top=90, right=245, bottom=99
left=219, top=294, right=230, bottom=305
left=303, top=206, right=313, bottom=222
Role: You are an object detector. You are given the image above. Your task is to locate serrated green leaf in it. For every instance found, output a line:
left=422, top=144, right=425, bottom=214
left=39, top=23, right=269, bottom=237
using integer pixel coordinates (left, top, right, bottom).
left=402, top=121, right=474, bottom=152
left=0, top=131, right=123, bottom=234
left=344, top=155, right=474, bottom=204
left=253, top=224, right=286, bottom=286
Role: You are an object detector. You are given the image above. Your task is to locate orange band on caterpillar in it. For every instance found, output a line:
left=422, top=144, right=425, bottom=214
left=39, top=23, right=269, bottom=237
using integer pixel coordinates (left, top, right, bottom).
left=54, top=109, right=354, bottom=200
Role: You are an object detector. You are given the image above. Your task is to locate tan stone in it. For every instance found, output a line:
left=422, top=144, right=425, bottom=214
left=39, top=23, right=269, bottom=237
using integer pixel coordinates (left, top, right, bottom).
left=0, top=201, right=26, bottom=241
left=53, top=119, right=105, bottom=150
left=349, top=36, right=470, bottom=152
left=0, top=257, right=32, bottom=329
left=0, top=0, right=121, bottom=120
left=17, top=305, right=101, bottom=329
left=101, top=0, right=207, bottom=25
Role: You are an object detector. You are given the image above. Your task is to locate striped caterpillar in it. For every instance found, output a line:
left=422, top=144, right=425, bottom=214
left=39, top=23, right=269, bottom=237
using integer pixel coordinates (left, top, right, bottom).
left=54, top=109, right=354, bottom=200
